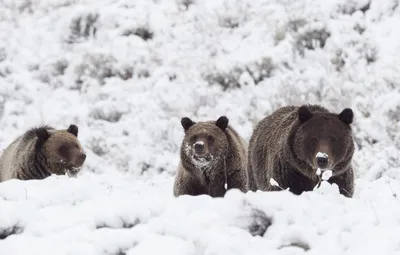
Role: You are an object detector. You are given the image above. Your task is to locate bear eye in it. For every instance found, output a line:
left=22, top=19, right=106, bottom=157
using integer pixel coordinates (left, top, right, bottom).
left=58, top=145, right=69, bottom=158
left=330, top=137, right=337, bottom=143
left=207, top=135, right=213, bottom=141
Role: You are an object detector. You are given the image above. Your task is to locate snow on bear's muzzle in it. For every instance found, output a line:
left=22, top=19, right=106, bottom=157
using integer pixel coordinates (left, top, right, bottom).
left=316, top=151, right=328, bottom=169
left=192, top=138, right=212, bottom=158
left=194, top=141, right=205, bottom=155
left=185, top=138, right=215, bottom=165
left=313, top=140, right=333, bottom=171
left=315, top=152, right=333, bottom=181
left=65, top=152, right=86, bottom=174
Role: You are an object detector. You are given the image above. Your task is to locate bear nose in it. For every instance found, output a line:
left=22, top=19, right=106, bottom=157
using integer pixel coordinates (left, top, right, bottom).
left=194, top=142, right=204, bottom=154
left=80, top=153, right=86, bottom=161
left=316, top=156, right=328, bottom=169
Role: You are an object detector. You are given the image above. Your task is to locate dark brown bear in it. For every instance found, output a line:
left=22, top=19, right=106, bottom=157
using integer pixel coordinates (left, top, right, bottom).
left=173, top=116, right=248, bottom=197
left=247, top=104, right=355, bottom=197
left=0, top=125, right=86, bottom=182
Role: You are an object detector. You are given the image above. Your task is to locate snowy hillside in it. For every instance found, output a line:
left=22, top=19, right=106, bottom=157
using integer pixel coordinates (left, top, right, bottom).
left=1, top=0, right=400, bottom=254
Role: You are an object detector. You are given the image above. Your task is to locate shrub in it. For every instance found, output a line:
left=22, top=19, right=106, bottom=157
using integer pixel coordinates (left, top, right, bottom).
left=66, top=12, right=99, bottom=44
left=295, top=26, right=331, bottom=56
left=205, top=57, right=275, bottom=91
left=122, top=27, right=153, bottom=41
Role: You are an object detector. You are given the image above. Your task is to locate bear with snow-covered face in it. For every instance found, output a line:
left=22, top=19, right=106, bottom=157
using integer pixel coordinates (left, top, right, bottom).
left=0, top=124, right=86, bottom=182
left=247, top=104, right=355, bottom=197
left=173, top=116, right=248, bottom=197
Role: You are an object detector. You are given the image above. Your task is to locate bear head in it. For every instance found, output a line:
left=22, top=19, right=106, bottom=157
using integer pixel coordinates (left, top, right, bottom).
left=180, top=116, right=229, bottom=170
left=35, top=124, right=86, bottom=175
left=292, top=105, right=354, bottom=178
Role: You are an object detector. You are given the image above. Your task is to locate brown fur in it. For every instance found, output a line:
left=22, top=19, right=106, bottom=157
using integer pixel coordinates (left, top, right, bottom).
left=0, top=124, right=86, bottom=182
left=173, top=116, right=248, bottom=197
left=247, top=104, right=355, bottom=197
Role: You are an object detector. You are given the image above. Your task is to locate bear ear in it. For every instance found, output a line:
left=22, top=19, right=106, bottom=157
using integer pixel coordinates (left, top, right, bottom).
left=298, top=105, right=313, bottom=123
left=36, top=128, right=50, bottom=142
left=181, top=117, right=195, bottom=131
left=216, top=116, right=229, bottom=131
left=338, top=108, right=353, bottom=125
left=67, top=124, right=78, bottom=137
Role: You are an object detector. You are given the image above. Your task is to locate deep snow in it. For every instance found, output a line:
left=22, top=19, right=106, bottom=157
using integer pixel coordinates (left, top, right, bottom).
left=1, top=0, right=400, bottom=254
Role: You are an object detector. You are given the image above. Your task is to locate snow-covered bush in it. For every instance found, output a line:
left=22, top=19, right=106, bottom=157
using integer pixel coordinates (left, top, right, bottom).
left=294, top=24, right=331, bottom=56
left=176, top=0, right=196, bottom=10
left=66, top=11, right=99, bottom=44
left=0, top=224, right=23, bottom=240
left=205, top=57, right=275, bottom=90
left=122, top=27, right=154, bottom=41
left=72, top=52, right=133, bottom=87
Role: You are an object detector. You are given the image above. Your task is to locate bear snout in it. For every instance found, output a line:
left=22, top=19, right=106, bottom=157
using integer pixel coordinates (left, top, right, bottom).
left=194, top=142, right=204, bottom=153
left=79, top=153, right=86, bottom=161
left=316, top=156, right=328, bottom=169
left=72, top=153, right=86, bottom=167
left=314, top=141, right=332, bottom=168
left=193, top=140, right=209, bottom=157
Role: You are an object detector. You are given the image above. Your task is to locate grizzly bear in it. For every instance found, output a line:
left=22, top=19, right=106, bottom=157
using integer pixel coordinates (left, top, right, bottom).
left=0, top=124, right=86, bottom=182
left=247, top=104, right=355, bottom=197
left=173, top=116, right=248, bottom=197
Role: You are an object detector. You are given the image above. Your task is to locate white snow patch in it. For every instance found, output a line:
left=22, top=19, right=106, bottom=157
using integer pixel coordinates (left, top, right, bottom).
left=316, top=152, right=329, bottom=159
left=184, top=142, right=215, bottom=169
left=269, top=178, right=280, bottom=188
left=1, top=175, right=400, bottom=254
left=269, top=178, right=290, bottom=191
left=194, top=141, right=204, bottom=146
left=191, top=155, right=215, bottom=169
left=316, top=168, right=333, bottom=181
left=321, top=170, right=333, bottom=181
left=183, top=142, right=192, bottom=156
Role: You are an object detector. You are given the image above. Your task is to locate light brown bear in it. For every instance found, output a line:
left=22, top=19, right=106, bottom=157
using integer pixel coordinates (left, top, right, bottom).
left=247, top=104, right=355, bottom=197
left=0, top=124, right=86, bottom=182
left=173, top=116, right=248, bottom=197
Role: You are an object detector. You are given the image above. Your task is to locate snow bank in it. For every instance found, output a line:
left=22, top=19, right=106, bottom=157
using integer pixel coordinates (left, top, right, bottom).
left=1, top=173, right=400, bottom=254
left=1, top=0, right=400, bottom=253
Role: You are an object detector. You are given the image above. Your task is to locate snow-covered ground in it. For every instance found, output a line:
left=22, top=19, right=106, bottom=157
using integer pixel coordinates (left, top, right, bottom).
left=1, top=0, right=400, bottom=254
